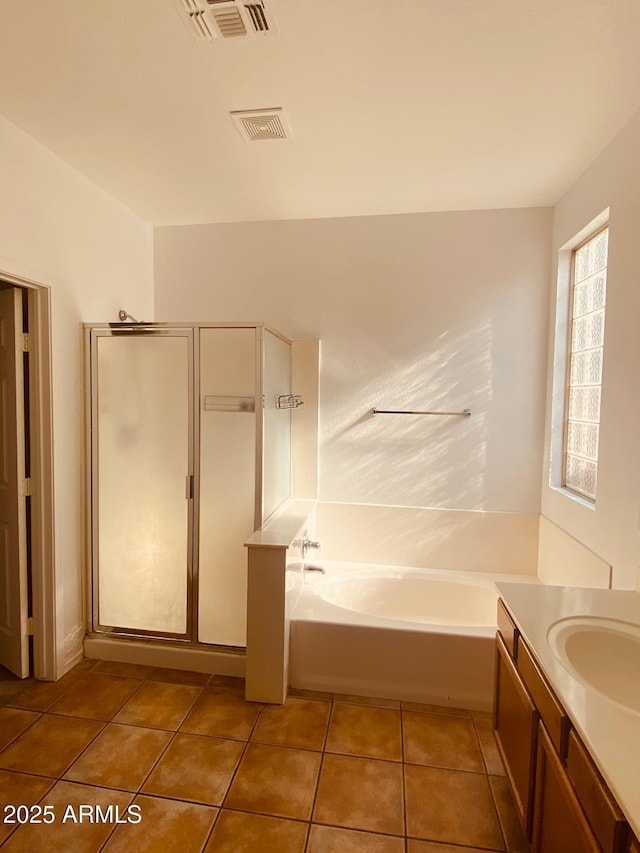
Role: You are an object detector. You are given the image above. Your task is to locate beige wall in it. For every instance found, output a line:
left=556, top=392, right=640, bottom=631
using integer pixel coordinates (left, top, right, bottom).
left=0, top=115, right=154, bottom=673
left=155, top=207, right=552, bottom=520
left=540, top=111, right=640, bottom=590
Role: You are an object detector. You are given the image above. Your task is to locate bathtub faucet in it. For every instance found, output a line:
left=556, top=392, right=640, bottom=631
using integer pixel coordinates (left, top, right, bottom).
left=301, top=531, right=321, bottom=558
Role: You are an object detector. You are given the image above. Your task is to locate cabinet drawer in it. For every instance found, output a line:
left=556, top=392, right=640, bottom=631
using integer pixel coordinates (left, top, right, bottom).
left=518, top=639, right=570, bottom=757
left=567, top=730, right=628, bottom=853
left=497, top=598, right=517, bottom=658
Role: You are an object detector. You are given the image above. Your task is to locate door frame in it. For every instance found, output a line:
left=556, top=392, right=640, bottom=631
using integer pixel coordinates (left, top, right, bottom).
left=87, top=326, right=196, bottom=642
left=0, top=265, right=56, bottom=681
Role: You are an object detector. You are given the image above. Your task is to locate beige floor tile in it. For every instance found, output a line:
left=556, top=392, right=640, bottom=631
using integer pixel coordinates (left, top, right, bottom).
left=142, top=733, right=243, bottom=805
left=180, top=688, right=261, bottom=740
left=114, top=681, right=201, bottom=730
left=204, top=809, right=308, bottom=852
left=149, top=667, right=211, bottom=687
left=48, top=674, right=142, bottom=721
left=208, top=674, right=245, bottom=692
left=5, top=662, right=96, bottom=713
left=0, top=770, right=55, bottom=844
left=313, top=753, right=404, bottom=836
left=307, top=824, right=405, bottom=852
left=103, top=794, right=217, bottom=853
left=403, top=711, right=484, bottom=771
left=1, top=780, right=134, bottom=853
left=251, top=697, right=331, bottom=751
left=475, top=718, right=506, bottom=775
left=0, top=714, right=104, bottom=777
left=405, top=764, right=504, bottom=849
left=489, top=775, right=528, bottom=853
left=0, top=708, right=40, bottom=750
left=333, top=693, right=401, bottom=710
left=401, top=702, right=471, bottom=717
left=7, top=677, right=77, bottom=713
left=326, top=703, right=402, bottom=761
left=64, top=723, right=172, bottom=791
left=91, top=661, right=157, bottom=679
left=224, top=742, right=321, bottom=820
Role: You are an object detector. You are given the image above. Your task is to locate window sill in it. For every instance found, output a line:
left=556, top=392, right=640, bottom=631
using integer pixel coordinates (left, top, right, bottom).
left=550, top=485, right=596, bottom=511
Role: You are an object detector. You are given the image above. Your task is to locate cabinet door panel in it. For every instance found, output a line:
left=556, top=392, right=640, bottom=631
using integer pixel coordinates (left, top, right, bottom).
left=494, top=632, right=538, bottom=838
left=532, top=723, right=601, bottom=853
left=518, top=638, right=570, bottom=757
left=567, top=730, right=628, bottom=853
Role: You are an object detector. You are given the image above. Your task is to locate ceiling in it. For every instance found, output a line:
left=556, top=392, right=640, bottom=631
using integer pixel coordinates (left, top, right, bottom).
left=1, top=0, right=639, bottom=225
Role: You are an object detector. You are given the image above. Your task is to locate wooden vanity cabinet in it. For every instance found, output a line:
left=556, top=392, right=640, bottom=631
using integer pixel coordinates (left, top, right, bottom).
left=627, top=835, right=640, bottom=853
left=494, top=632, right=538, bottom=837
left=495, top=597, right=632, bottom=853
left=532, top=723, right=600, bottom=853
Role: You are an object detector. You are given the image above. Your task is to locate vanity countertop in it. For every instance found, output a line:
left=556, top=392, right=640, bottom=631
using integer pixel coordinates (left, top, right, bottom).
left=496, top=582, right=640, bottom=839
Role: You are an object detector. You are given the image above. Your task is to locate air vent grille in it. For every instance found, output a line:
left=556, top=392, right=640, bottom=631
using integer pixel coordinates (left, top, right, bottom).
left=245, top=4, right=269, bottom=31
left=231, top=108, right=290, bottom=141
left=177, top=0, right=274, bottom=41
left=210, top=7, right=247, bottom=37
left=189, top=10, right=214, bottom=39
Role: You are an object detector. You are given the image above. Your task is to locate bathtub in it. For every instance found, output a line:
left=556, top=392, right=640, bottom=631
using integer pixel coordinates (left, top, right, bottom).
left=289, top=561, right=537, bottom=711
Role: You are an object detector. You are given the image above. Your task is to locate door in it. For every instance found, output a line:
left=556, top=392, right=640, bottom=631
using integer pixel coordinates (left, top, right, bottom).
left=91, top=328, right=194, bottom=639
left=0, top=287, right=29, bottom=677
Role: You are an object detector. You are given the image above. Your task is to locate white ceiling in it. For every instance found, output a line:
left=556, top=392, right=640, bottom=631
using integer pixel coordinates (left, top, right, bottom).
left=1, top=0, right=639, bottom=225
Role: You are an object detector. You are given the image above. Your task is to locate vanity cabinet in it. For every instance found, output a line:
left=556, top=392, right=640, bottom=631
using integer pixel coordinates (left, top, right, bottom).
left=494, top=597, right=630, bottom=853
left=494, top=632, right=537, bottom=835
left=533, top=723, right=600, bottom=853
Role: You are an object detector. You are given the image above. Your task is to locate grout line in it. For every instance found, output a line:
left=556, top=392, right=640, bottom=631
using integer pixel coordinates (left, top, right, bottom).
left=0, top=772, right=56, bottom=847
left=0, top=710, right=44, bottom=753
left=303, top=694, right=335, bottom=853
left=400, top=707, right=408, bottom=847
left=6, top=663, right=511, bottom=851
left=472, top=714, right=490, bottom=775
left=486, top=769, right=510, bottom=852
left=218, top=694, right=266, bottom=815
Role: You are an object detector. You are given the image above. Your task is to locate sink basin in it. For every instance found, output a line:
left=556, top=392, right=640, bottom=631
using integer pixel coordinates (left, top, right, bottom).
left=547, top=616, right=640, bottom=713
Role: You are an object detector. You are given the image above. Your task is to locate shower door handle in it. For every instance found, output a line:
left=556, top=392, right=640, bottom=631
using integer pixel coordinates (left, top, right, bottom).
left=185, top=474, right=194, bottom=500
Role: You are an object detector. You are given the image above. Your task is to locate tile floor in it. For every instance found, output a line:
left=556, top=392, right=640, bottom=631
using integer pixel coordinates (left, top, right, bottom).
left=0, top=660, right=528, bottom=852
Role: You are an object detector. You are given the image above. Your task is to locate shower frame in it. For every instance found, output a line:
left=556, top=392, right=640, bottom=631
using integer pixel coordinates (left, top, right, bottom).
left=83, top=321, right=292, bottom=650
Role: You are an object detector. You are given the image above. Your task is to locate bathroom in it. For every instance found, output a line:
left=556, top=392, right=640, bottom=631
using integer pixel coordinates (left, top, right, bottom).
left=1, top=1, right=640, bottom=850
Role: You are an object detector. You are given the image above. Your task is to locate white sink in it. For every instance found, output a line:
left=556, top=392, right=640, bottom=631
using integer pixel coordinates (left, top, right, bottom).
left=547, top=616, right=640, bottom=713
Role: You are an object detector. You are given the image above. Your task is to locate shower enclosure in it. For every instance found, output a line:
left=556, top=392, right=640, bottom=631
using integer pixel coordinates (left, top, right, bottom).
left=85, top=322, right=293, bottom=649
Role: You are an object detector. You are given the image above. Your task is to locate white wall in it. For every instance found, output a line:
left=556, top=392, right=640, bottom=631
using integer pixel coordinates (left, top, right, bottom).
left=540, top=111, right=640, bottom=590
left=0, top=115, right=154, bottom=674
left=155, top=207, right=552, bottom=522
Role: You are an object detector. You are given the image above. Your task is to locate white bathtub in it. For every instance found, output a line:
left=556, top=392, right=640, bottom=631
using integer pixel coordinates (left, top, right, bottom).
left=289, top=561, right=537, bottom=711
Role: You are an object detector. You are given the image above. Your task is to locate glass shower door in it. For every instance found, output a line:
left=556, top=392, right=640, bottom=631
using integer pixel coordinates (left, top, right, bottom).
left=262, top=329, right=292, bottom=522
left=91, top=329, right=193, bottom=638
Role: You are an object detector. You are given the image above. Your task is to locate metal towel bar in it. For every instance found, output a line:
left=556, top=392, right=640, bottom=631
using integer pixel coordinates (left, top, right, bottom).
left=371, top=408, right=471, bottom=417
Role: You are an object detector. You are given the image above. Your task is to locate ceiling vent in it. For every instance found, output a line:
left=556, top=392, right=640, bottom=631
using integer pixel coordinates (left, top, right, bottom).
left=178, top=0, right=274, bottom=41
left=231, top=108, right=291, bottom=141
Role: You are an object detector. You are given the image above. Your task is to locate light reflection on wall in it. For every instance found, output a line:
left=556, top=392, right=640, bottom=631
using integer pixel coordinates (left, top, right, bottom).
left=320, top=322, right=493, bottom=511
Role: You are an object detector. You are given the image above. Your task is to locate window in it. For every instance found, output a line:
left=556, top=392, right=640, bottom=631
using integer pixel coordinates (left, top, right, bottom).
left=563, top=225, right=608, bottom=501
